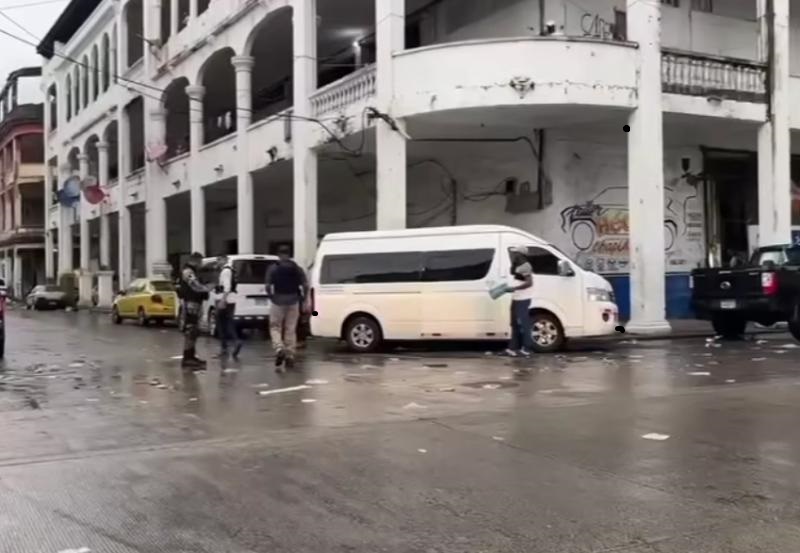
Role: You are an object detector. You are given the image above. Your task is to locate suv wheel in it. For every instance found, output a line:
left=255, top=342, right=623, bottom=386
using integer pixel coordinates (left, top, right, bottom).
left=711, top=314, right=746, bottom=339
left=344, top=316, right=382, bottom=353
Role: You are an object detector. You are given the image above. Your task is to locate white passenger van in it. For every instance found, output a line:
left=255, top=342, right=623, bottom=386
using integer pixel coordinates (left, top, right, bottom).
left=179, top=254, right=279, bottom=336
left=309, top=225, right=618, bottom=353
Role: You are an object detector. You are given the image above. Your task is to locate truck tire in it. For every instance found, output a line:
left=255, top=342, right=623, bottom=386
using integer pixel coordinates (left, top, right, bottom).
left=711, top=314, right=746, bottom=339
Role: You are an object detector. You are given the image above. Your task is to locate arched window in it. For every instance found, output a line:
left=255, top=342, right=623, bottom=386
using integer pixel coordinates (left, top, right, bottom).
left=163, top=78, right=190, bottom=157
left=102, top=34, right=110, bottom=91
left=91, top=45, right=99, bottom=100
left=81, top=56, right=89, bottom=107
left=200, top=48, right=237, bottom=144
left=65, top=75, right=72, bottom=121
left=73, top=66, right=80, bottom=114
left=125, top=0, right=144, bottom=67
left=246, top=7, right=294, bottom=122
left=112, top=25, right=118, bottom=83
left=47, top=84, right=58, bottom=130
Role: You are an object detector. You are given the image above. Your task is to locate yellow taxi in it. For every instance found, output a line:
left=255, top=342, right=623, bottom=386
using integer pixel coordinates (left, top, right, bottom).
left=112, top=278, right=179, bottom=326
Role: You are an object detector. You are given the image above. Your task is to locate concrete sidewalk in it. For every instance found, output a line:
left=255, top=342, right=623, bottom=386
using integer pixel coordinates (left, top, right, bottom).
left=621, top=319, right=789, bottom=340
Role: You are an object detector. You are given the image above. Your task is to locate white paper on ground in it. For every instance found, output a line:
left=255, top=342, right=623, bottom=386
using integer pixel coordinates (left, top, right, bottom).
left=258, top=385, right=311, bottom=396
left=305, top=379, right=329, bottom=385
left=688, top=371, right=711, bottom=376
left=301, top=398, right=317, bottom=404
left=642, top=433, right=670, bottom=441
left=417, top=448, right=428, bottom=454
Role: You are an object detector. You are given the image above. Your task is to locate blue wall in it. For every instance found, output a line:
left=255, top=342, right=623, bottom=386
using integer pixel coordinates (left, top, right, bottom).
left=605, top=273, right=693, bottom=321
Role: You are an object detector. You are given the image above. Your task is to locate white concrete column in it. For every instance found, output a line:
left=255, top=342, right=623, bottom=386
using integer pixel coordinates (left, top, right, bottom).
left=13, top=188, right=21, bottom=229
left=97, top=141, right=111, bottom=268
left=170, top=0, right=178, bottom=37
left=117, top=108, right=131, bottom=287
left=189, top=0, right=198, bottom=20
left=45, top=229, right=54, bottom=280
left=96, top=270, right=114, bottom=309
left=375, top=0, right=407, bottom=230
left=77, top=153, right=92, bottom=306
left=12, top=248, right=21, bottom=299
left=625, top=0, right=669, bottom=333
left=232, top=55, right=254, bottom=254
left=757, top=0, right=791, bottom=246
left=145, top=106, right=168, bottom=276
left=292, top=0, right=319, bottom=267
left=57, top=162, right=74, bottom=275
left=187, top=84, right=205, bottom=253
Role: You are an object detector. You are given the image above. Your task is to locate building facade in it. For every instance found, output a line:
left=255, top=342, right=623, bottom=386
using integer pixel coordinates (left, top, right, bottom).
left=0, top=68, right=45, bottom=299
left=38, top=0, right=796, bottom=329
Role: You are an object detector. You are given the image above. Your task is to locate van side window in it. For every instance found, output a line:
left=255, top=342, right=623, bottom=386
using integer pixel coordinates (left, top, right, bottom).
left=508, top=247, right=560, bottom=275
left=198, top=264, right=218, bottom=286
left=321, top=253, right=422, bottom=284
left=421, top=249, right=495, bottom=282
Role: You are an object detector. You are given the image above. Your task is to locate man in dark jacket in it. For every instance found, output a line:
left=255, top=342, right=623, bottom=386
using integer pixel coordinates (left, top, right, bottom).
left=265, top=246, right=308, bottom=371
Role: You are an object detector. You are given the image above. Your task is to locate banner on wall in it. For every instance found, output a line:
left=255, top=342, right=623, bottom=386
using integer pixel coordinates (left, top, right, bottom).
left=557, top=179, right=705, bottom=275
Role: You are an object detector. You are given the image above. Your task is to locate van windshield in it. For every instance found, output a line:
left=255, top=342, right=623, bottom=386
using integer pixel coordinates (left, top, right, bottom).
left=234, top=259, right=277, bottom=284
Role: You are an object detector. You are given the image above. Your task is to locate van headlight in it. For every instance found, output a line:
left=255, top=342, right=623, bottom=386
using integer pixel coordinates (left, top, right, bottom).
left=587, top=287, right=613, bottom=302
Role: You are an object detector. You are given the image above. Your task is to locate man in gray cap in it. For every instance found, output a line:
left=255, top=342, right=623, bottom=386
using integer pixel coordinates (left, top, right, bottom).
left=506, top=246, right=534, bottom=357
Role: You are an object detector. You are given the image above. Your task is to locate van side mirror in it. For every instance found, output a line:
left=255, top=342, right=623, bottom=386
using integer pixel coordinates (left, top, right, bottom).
left=558, top=260, right=575, bottom=277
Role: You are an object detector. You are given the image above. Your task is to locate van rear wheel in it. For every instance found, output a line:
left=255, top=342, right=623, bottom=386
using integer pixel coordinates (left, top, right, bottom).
left=344, top=316, right=382, bottom=353
left=530, top=311, right=565, bottom=353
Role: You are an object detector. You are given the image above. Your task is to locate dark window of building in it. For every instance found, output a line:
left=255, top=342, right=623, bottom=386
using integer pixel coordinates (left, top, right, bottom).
left=18, top=134, right=44, bottom=163
left=126, top=0, right=144, bottom=67
left=321, top=252, right=423, bottom=284
left=125, top=96, right=145, bottom=172
left=233, top=259, right=277, bottom=284
left=198, top=0, right=210, bottom=15
left=421, top=249, right=495, bottom=282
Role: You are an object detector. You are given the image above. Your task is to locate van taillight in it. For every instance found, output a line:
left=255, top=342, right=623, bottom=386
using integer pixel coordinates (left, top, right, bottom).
left=761, top=272, right=778, bottom=296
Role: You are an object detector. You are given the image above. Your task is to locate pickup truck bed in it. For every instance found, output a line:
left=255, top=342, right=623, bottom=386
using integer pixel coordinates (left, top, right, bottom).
left=691, top=245, right=800, bottom=339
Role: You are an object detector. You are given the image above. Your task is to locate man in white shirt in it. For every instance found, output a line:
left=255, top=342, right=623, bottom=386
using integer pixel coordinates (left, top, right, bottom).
left=506, top=246, right=534, bottom=357
left=216, top=255, right=241, bottom=360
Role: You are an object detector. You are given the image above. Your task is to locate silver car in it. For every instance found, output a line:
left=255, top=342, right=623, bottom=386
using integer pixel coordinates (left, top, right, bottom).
left=26, top=285, right=67, bottom=311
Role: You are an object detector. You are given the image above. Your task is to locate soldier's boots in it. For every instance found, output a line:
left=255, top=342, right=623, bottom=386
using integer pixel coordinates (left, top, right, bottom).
left=181, top=349, right=207, bottom=370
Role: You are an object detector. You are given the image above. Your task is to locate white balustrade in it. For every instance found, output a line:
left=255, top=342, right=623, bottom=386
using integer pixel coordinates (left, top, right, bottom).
left=310, top=65, right=377, bottom=117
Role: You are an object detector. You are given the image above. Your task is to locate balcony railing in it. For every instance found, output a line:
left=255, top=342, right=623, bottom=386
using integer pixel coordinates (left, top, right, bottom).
left=661, top=49, right=767, bottom=103
left=310, top=65, right=376, bottom=117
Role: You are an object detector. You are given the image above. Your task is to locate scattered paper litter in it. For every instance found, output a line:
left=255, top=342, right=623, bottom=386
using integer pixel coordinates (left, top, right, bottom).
left=751, top=357, right=767, bottom=362
left=388, top=357, right=400, bottom=362
left=258, top=385, right=311, bottom=396
left=779, top=343, right=800, bottom=349
left=252, top=383, right=270, bottom=389
left=58, top=548, right=91, bottom=553
left=688, top=371, right=711, bottom=376
left=499, top=376, right=513, bottom=381
left=85, top=398, right=99, bottom=402
left=403, top=402, right=427, bottom=410
left=305, top=379, right=329, bottom=385
left=725, top=379, right=737, bottom=384
left=301, top=398, right=317, bottom=404
left=188, top=397, right=198, bottom=402
left=492, top=436, right=506, bottom=442
left=756, top=339, right=768, bottom=345
left=222, top=368, right=239, bottom=374
left=139, top=400, right=149, bottom=405
left=417, top=448, right=428, bottom=454
left=628, top=355, right=643, bottom=360
left=170, top=355, right=183, bottom=360
left=156, top=384, right=168, bottom=390
left=642, top=433, right=670, bottom=441
left=482, top=384, right=501, bottom=390
left=438, top=387, right=456, bottom=392
left=68, top=362, right=84, bottom=368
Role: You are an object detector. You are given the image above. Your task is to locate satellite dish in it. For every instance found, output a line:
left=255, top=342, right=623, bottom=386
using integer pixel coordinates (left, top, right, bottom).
left=57, top=176, right=81, bottom=208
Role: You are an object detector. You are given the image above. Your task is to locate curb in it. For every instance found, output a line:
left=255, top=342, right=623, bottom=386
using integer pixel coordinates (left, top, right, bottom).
left=616, top=326, right=787, bottom=342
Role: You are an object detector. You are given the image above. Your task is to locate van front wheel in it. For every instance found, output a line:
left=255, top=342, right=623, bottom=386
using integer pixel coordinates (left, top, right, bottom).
left=344, top=316, right=382, bottom=353
left=530, top=311, right=565, bottom=353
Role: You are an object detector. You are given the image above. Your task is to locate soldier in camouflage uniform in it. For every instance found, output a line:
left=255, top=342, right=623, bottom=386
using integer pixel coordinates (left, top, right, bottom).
left=179, top=252, right=211, bottom=369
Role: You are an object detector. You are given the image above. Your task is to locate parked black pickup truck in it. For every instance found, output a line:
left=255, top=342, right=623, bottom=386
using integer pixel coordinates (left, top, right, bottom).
left=691, top=244, right=800, bottom=339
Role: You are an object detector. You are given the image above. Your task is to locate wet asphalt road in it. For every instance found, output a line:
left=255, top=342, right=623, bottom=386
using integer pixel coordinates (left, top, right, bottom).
left=3, top=310, right=800, bottom=552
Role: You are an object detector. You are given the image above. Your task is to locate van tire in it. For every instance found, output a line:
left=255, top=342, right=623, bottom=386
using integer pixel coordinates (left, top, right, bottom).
left=344, top=315, right=382, bottom=353
left=530, top=310, right=565, bottom=353
left=711, top=314, right=746, bottom=339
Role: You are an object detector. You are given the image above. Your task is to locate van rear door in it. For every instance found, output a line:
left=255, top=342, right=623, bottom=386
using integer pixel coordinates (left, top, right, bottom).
left=233, top=258, right=277, bottom=319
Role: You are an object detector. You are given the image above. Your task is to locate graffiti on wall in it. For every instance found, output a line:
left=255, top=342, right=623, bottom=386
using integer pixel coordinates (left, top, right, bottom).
left=559, top=182, right=704, bottom=274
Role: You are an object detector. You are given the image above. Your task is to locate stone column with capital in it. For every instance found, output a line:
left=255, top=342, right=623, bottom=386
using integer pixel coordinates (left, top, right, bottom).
left=170, top=0, right=178, bottom=38
left=145, top=105, right=168, bottom=277
left=117, top=108, right=131, bottom=288
left=292, top=0, right=319, bottom=267
left=757, top=0, right=791, bottom=247
left=625, top=0, right=669, bottom=334
left=187, top=84, right=206, bottom=254
left=57, top=161, right=75, bottom=275
left=232, top=55, right=254, bottom=254
left=77, top=153, right=93, bottom=307
left=375, top=0, right=407, bottom=231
